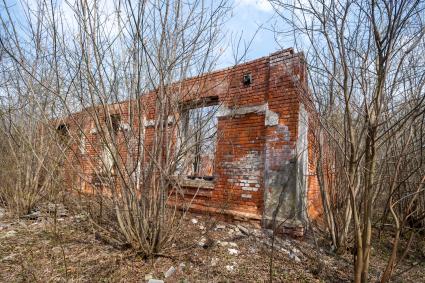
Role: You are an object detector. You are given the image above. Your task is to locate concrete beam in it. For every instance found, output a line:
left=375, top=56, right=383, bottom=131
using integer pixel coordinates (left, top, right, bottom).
left=217, top=103, right=279, bottom=126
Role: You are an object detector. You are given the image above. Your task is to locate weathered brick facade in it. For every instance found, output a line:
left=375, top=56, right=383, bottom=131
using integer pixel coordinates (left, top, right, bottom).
left=61, top=48, right=322, bottom=234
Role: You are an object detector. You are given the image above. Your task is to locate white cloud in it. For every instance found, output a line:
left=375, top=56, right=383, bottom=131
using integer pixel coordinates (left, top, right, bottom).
left=236, top=0, right=273, bottom=13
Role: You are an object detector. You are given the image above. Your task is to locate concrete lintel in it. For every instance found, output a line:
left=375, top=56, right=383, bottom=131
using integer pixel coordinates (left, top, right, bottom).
left=174, top=177, right=215, bottom=189
left=217, top=103, right=279, bottom=126
left=217, top=103, right=268, bottom=117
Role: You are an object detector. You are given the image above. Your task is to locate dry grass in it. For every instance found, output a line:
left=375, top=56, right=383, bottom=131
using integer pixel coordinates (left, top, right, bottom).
left=0, top=207, right=424, bottom=282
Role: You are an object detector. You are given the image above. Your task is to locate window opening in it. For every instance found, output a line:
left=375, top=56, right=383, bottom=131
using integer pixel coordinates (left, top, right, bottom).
left=106, top=114, right=121, bottom=136
left=181, top=97, right=219, bottom=180
left=57, top=123, right=70, bottom=143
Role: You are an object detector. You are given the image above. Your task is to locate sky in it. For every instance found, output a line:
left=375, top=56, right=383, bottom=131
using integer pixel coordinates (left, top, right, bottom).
left=1, top=0, right=290, bottom=70
left=218, top=0, right=283, bottom=68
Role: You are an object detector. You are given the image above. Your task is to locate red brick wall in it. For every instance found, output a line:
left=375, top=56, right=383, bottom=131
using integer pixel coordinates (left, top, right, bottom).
left=61, top=48, right=322, bottom=224
left=214, top=112, right=266, bottom=216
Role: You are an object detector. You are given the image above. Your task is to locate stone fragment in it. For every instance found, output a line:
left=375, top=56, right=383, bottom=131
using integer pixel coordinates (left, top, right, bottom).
left=178, top=262, right=186, bottom=271
left=198, top=237, right=214, bottom=249
left=148, top=280, right=164, bottom=283
left=226, top=265, right=235, bottom=272
left=164, top=266, right=176, bottom=278
left=198, top=237, right=206, bottom=247
left=144, top=274, right=153, bottom=281
left=228, top=248, right=238, bottom=255
left=289, top=253, right=301, bottom=263
left=21, top=211, right=40, bottom=220
left=2, top=253, right=15, bottom=261
left=237, top=224, right=250, bottom=235
left=248, top=246, right=257, bottom=253
left=215, top=224, right=226, bottom=230
left=234, top=229, right=244, bottom=237
left=248, top=228, right=260, bottom=238
left=211, top=257, right=219, bottom=266
left=191, top=218, right=198, bottom=224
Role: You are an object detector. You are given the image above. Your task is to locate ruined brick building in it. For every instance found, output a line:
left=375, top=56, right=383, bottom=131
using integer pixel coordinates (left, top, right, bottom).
left=60, top=48, right=321, bottom=235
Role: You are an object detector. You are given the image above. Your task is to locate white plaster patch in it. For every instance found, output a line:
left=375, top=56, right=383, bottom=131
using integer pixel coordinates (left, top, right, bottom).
left=145, top=116, right=174, bottom=127
left=79, top=135, right=86, bottom=154
left=296, top=103, right=309, bottom=223
left=119, top=122, right=130, bottom=131
left=265, top=109, right=279, bottom=126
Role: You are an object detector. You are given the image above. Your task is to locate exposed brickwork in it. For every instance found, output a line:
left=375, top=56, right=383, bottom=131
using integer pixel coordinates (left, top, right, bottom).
left=60, top=49, right=323, bottom=231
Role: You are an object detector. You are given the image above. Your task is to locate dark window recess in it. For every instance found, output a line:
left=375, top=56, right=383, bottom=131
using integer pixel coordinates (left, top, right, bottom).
left=243, top=73, right=252, bottom=86
left=180, top=96, right=219, bottom=111
left=57, top=124, right=69, bottom=140
left=106, top=114, right=121, bottom=135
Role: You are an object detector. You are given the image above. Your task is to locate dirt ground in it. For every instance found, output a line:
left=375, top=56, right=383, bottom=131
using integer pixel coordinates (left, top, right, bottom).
left=0, top=207, right=424, bottom=282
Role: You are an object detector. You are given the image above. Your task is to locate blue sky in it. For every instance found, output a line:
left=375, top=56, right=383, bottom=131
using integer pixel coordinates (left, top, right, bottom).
left=218, top=0, right=281, bottom=67
left=2, top=0, right=289, bottom=69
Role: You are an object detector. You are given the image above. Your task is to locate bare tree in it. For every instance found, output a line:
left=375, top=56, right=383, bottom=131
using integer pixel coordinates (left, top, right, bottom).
left=271, top=0, right=425, bottom=282
left=0, top=0, right=248, bottom=258
left=0, top=4, right=65, bottom=215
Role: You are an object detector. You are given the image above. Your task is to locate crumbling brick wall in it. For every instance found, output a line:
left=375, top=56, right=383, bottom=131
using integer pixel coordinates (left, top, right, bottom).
left=60, top=48, right=322, bottom=233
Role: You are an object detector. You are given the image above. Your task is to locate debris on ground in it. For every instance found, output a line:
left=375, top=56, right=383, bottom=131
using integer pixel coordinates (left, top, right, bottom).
left=237, top=224, right=250, bottom=235
left=215, top=224, right=226, bottom=230
left=0, top=206, right=424, bottom=282
left=0, top=230, right=16, bottom=239
left=226, top=265, right=235, bottom=272
left=178, top=262, right=186, bottom=271
left=210, top=257, right=219, bottom=266
left=228, top=248, right=239, bottom=255
left=164, top=266, right=176, bottom=278
left=21, top=203, right=68, bottom=221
